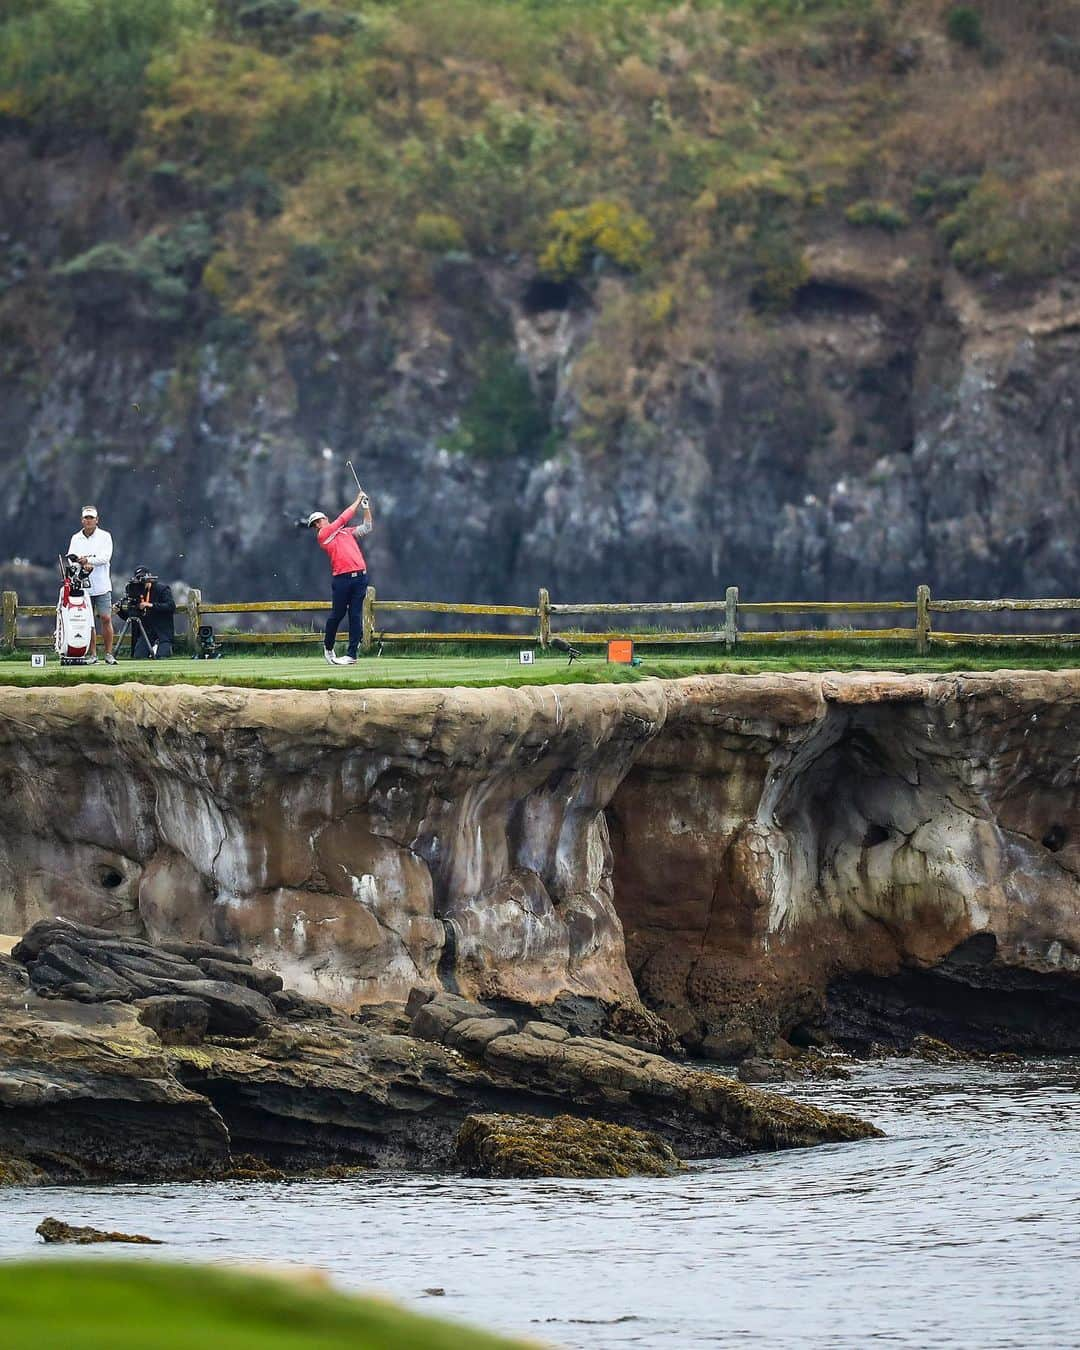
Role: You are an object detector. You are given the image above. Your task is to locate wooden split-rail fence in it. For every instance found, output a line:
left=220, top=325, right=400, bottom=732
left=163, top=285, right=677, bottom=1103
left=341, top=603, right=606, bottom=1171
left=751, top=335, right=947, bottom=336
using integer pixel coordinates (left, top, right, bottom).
left=6, top=585, right=1080, bottom=656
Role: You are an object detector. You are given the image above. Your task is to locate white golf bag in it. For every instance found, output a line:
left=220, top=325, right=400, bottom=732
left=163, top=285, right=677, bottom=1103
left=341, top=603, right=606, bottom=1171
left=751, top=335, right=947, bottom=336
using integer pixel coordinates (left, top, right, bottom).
left=55, top=554, right=95, bottom=664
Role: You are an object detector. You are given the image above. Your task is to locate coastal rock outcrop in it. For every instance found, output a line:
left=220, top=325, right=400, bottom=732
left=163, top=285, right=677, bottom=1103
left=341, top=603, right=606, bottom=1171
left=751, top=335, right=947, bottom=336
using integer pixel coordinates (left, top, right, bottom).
left=13, top=918, right=292, bottom=1038
left=0, top=990, right=232, bottom=1182
left=1, top=673, right=1079, bottom=1057
left=0, top=920, right=878, bottom=1183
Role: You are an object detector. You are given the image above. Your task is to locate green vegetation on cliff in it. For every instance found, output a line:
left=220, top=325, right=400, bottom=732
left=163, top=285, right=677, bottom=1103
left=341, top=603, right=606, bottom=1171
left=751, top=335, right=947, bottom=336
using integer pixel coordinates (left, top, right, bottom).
left=2, top=0, right=1079, bottom=448
left=0, top=1260, right=527, bottom=1349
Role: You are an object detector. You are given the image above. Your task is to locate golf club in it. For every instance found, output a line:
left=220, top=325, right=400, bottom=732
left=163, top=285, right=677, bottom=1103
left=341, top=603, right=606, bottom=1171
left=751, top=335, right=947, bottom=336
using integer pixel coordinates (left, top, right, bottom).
left=345, top=458, right=369, bottom=509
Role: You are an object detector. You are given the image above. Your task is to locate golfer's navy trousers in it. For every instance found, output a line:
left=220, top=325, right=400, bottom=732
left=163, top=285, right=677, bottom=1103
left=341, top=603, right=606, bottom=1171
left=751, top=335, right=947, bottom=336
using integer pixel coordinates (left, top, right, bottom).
left=326, top=570, right=367, bottom=657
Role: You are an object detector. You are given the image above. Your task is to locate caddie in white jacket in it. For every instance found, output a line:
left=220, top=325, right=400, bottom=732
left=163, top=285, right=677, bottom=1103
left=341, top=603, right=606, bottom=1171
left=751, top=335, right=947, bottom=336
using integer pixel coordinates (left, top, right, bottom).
left=68, top=505, right=115, bottom=664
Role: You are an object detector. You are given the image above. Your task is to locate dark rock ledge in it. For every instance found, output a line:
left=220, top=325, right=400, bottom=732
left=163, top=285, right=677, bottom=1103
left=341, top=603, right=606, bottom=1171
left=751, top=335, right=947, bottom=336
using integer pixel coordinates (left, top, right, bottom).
left=0, top=919, right=879, bottom=1185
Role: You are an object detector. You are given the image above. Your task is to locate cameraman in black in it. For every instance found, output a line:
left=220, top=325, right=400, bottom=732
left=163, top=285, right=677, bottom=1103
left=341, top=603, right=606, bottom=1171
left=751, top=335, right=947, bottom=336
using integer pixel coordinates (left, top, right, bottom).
left=118, top=566, right=176, bottom=658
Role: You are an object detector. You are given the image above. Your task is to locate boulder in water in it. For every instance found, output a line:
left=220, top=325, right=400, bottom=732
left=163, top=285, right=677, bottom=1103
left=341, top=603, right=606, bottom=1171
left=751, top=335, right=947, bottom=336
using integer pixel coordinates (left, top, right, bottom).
left=36, top=1217, right=162, bottom=1245
left=456, top=1112, right=686, bottom=1179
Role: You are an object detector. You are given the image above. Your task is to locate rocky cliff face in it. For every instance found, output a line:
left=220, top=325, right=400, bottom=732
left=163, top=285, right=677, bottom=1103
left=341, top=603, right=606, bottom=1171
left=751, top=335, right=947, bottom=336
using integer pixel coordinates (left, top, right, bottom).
left=1, top=673, right=1078, bottom=1053
left=6, top=0, right=1080, bottom=616
left=609, top=670, right=1080, bottom=1053
left=0, top=681, right=657, bottom=1012
left=3, top=124, right=1080, bottom=613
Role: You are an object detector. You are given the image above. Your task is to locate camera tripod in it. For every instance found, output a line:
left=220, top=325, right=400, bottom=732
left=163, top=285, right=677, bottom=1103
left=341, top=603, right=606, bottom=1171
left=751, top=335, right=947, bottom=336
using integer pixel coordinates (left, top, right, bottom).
left=115, top=607, right=158, bottom=659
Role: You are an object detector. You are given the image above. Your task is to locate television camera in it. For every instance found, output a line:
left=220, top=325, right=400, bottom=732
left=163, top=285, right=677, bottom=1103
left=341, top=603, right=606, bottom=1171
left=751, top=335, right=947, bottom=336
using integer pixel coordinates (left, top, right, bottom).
left=193, top=624, right=223, bottom=659
left=113, top=567, right=159, bottom=658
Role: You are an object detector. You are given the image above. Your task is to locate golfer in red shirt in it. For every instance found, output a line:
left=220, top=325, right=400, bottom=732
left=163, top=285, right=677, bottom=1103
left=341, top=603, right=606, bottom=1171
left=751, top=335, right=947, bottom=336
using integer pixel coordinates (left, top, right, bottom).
left=306, top=487, right=374, bottom=665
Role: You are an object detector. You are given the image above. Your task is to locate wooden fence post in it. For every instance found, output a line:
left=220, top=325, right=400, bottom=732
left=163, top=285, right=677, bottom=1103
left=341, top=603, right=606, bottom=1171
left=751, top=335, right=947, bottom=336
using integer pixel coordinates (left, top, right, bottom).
left=362, top=585, right=376, bottom=652
left=916, top=584, right=931, bottom=655
left=2, top=590, right=17, bottom=652
left=724, top=586, right=739, bottom=650
left=538, top=588, right=551, bottom=649
left=187, top=588, right=202, bottom=654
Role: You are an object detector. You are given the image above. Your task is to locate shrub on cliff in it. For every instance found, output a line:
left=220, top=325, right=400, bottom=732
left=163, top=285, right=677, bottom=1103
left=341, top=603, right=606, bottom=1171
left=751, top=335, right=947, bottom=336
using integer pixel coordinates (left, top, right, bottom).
left=55, top=217, right=213, bottom=324
left=0, top=0, right=208, bottom=138
left=940, top=171, right=1080, bottom=281
left=143, top=36, right=354, bottom=176
left=447, top=345, right=552, bottom=459
left=945, top=6, right=985, bottom=51
left=912, top=172, right=979, bottom=217
left=414, top=212, right=467, bottom=254
left=845, top=199, right=910, bottom=233
left=539, top=201, right=654, bottom=282
left=749, top=232, right=810, bottom=313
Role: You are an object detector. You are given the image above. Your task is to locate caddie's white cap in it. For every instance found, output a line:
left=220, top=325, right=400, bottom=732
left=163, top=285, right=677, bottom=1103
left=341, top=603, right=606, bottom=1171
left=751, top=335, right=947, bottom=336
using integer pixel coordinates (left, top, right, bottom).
left=80, top=505, right=98, bottom=518
left=305, top=511, right=327, bottom=527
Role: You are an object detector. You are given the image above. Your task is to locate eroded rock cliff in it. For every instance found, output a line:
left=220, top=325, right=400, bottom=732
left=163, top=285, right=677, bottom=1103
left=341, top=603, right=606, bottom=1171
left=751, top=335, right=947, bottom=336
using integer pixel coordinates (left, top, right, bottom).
left=1, top=672, right=1078, bottom=1053
left=609, top=671, right=1080, bottom=1053
left=0, top=681, right=660, bottom=1013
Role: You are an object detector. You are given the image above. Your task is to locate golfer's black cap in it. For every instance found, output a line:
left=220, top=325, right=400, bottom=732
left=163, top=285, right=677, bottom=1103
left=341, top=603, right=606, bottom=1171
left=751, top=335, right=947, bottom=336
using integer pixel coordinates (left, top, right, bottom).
left=132, top=566, right=153, bottom=581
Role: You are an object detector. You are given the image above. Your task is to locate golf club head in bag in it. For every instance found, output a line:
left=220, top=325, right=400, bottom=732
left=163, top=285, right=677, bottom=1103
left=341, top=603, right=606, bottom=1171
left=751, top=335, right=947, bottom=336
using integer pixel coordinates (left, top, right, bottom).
left=55, top=554, right=94, bottom=664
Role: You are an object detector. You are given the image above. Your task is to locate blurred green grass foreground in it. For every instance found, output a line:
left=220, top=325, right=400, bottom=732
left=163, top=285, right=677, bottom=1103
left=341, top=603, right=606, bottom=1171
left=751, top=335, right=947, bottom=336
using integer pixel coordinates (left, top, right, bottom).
left=1, top=1260, right=529, bottom=1350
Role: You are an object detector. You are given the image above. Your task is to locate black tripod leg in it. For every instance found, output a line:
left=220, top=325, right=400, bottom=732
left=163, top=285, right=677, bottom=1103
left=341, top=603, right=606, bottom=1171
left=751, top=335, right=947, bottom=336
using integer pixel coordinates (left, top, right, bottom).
left=135, top=620, right=157, bottom=658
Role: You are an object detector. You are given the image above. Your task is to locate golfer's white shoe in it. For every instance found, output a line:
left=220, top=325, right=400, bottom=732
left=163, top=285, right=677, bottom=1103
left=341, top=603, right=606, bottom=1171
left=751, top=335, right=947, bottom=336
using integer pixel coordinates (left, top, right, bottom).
left=323, top=648, right=340, bottom=665
left=338, top=655, right=357, bottom=665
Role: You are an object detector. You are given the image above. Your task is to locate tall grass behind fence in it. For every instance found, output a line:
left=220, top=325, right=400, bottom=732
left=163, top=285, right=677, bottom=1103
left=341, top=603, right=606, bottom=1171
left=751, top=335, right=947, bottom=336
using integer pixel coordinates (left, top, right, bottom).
left=6, top=585, right=1080, bottom=655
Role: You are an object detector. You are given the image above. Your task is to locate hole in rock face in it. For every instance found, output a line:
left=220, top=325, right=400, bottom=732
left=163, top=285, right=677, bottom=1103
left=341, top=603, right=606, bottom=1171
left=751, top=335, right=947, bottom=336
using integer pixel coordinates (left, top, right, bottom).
left=521, top=277, right=574, bottom=314
left=943, top=932, right=998, bottom=968
left=863, top=822, right=891, bottom=847
left=792, top=280, right=878, bottom=318
left=99, top=868, right=124, bottom=890
left=1042, top=824, right=1066, bottom=852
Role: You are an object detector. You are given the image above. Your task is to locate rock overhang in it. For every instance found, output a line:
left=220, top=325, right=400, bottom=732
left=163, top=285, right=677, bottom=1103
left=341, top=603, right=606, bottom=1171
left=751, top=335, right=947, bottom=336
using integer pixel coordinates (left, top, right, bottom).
left=0, top=672, right=1078, bottom=1053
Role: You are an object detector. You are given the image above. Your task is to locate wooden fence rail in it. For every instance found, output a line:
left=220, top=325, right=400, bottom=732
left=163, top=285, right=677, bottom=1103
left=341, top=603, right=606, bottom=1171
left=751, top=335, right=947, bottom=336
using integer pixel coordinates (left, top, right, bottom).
left=5, top=585, right=1080, bottom=656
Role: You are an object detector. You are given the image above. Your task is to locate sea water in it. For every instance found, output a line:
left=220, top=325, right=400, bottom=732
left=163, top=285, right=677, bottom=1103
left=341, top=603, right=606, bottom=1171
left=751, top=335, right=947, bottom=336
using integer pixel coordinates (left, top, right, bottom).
left=2, top=1059, right=1077, bottom=1349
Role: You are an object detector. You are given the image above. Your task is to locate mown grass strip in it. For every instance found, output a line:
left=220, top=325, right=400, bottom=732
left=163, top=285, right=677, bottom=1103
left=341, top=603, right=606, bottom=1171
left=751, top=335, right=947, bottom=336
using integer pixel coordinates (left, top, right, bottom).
left=1, top=643, right=1078, bottom=692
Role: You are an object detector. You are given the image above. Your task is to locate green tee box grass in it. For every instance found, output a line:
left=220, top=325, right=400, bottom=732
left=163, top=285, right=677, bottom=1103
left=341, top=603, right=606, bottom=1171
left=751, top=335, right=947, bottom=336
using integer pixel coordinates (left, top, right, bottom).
left=1, top=642, right=1079, bottom=691
left=0, top=1260, right=527, bottom=1350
